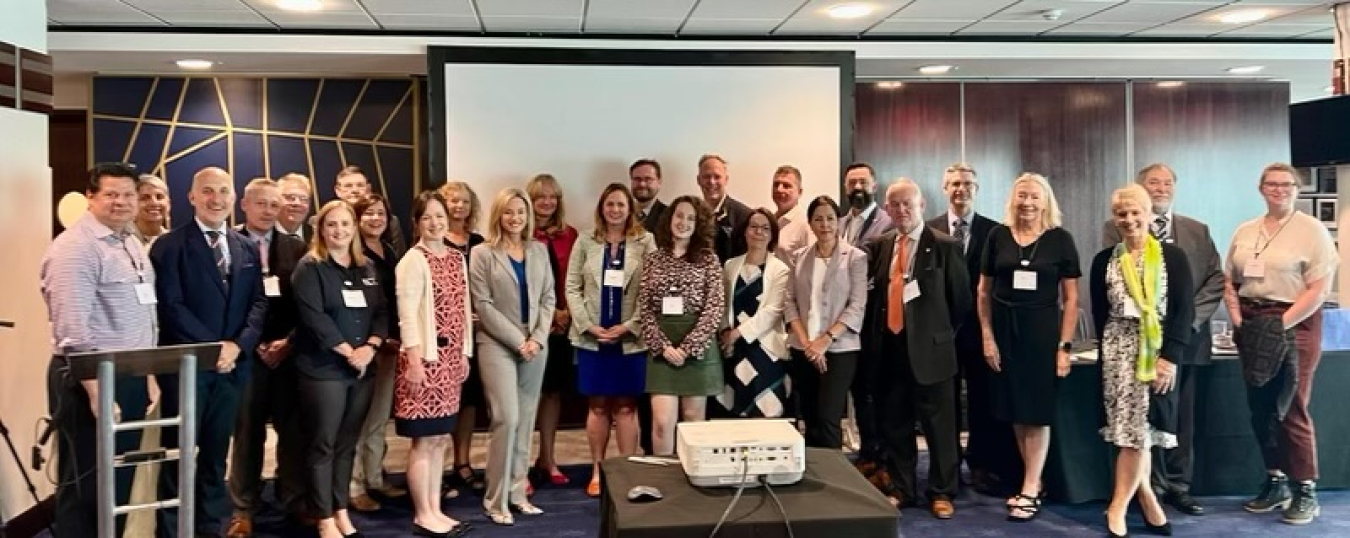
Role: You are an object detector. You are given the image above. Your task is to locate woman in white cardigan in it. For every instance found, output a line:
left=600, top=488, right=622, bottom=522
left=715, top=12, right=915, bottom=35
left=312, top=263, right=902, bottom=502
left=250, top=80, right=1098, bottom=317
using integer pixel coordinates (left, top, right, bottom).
left=714, top=208, right=792, bottom=418
left=393, top=191, right=473, bottom=537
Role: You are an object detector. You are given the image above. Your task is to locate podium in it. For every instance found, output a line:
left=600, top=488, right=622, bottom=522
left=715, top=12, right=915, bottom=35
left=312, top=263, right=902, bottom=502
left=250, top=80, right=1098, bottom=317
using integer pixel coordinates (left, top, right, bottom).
left=63, top=343, right=221, bottom=538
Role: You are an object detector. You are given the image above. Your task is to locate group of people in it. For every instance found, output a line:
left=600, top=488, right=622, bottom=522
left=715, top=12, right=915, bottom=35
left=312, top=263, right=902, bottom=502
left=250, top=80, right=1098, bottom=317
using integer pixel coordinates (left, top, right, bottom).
left=40, top=153, right=1336, bottom=538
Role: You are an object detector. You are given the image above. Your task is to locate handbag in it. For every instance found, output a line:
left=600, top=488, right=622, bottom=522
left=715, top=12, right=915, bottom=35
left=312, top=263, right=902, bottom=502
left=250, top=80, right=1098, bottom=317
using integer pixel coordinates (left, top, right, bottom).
left=1233, top=315, right=1295, bottom=387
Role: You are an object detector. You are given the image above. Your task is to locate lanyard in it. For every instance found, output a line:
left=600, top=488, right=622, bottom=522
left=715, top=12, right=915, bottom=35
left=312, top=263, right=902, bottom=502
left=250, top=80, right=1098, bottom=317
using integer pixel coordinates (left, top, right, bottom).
left=1252, top=214, right=1295, bottom=259
left=116, top=235, right=146, bottom=283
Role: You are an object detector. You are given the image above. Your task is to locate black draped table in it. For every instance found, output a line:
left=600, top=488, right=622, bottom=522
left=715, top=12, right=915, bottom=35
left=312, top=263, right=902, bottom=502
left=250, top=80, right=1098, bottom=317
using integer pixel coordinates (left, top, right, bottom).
left=598, top=448, right=898, bottom=538
left=1045, top=350, right=1350, bottom=503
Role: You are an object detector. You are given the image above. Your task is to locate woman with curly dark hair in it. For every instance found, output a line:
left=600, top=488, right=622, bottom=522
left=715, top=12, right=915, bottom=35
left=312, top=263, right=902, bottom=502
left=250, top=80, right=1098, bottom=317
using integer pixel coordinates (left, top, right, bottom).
left=638, top=195, right=726, bottom=455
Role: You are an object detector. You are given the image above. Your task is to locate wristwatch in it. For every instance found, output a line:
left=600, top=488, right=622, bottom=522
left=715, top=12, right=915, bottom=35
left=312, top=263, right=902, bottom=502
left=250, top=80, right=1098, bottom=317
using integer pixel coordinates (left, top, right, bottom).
left=1058, top=341, right=1073, bottom=352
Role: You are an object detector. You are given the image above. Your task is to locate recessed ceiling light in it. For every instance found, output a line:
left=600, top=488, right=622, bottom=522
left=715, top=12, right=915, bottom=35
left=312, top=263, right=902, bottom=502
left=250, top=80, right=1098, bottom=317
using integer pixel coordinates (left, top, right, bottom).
left=1226, top=65, right=1265, bottom=75
left=826, top=4, right=873, bottom=19
left=876, top=81, right=903, bottom=89
left=277, top=0, right=322, bottom=12
left=1156, top=81, right=1186, bottom=88
left=175, top=59, right=215, bottom=70
left=1218, top=9, right=1268, bottom=24
left=918, top=65, right=955, bottom=75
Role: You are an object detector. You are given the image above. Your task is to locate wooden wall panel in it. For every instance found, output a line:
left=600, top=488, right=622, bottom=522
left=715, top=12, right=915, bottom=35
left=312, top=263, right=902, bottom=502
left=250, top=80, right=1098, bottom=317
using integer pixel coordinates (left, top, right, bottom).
left=48, top=109, right=87, bottom=237
left=854, top=81, right=962, bottom=209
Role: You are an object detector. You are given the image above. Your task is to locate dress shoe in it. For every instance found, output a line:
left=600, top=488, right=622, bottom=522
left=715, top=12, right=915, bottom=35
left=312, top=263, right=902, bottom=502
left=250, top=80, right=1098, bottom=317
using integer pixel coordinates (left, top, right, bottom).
left=511, top=501, right=544, bottom=515
left=1105, top=513, right=1128, bottom=538
left=225, top=515, right=253, bottom=538
left=370, top=484, right=408, bottom=499
left=586, top=476, right=602, bottom=498
left=1162, top=491, right=1204, bottom=516
left=348, top=493, right=382, bottom=513
left=929, top=496, right=955, bottom=519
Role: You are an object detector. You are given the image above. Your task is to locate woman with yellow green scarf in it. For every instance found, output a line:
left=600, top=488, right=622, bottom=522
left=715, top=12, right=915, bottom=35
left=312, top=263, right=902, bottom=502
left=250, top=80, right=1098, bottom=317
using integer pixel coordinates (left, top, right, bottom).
left=1090, top=184, right=1195, bottom=538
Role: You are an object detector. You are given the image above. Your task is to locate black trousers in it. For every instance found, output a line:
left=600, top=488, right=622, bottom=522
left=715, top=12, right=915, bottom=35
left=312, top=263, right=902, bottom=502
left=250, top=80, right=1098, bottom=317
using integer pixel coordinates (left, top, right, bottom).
left=156, top=371, right=243, bottom=537
left=877, top=331, right=961, bottom=499
left=229, top=358, right=304, bottom=516
left=790, top=350, right=858, bottom=449
left=297, top=374, right=374, bottom=518
left=46, top=358, right=147, bottom=538
left=1151, top=363, right=1200, bottom=495
left=849, top=349, right=882, bottom=459
left=954, top=337, right=1013, bottom=477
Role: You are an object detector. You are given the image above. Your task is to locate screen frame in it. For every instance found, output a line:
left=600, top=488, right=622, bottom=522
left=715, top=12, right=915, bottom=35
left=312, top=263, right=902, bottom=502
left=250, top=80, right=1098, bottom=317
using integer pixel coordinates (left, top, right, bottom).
left=426, top=45, right=856, bottom=196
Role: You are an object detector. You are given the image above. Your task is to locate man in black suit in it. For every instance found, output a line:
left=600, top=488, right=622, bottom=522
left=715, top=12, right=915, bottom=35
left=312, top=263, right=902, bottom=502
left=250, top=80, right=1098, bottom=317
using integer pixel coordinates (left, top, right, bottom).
left=1101, top=163, right=1224, bottom=516
left=925, top=162, right=1008, bottom=495
left=631, top=158, right=667, bottom=234
left=276, top=172, right=314, bottom=243
left=226, top=178, right=310, bottom=537
left=697, top=154, right=753, bottom=262
left=150, top=167, right=268, bottom=538
left=864, top=179, right=971, bottom=519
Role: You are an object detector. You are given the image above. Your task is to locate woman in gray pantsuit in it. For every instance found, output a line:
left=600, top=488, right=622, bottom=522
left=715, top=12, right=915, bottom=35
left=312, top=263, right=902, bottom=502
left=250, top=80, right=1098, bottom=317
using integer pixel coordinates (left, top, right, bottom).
left=469, top=187, right=556, bottom=526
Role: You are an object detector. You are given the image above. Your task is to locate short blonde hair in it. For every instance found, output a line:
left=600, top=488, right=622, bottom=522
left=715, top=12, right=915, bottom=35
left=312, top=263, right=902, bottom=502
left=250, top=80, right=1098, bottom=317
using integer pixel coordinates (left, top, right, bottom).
left=438, top=181, right=481, bottom=231
left=137, top=174, right=171, bottom=228
left=1259, top=162, right=1302, bottom=187
left=485, top=188, right=535, bottom=247
left=309, top=200, right=367, bottom=266
left=243, top=177, right=278, bottom=199
left=277, top=173, right=313, bottom=193
left=1002, top=173, right=1063, bottom=229
left=1110, top=184, right=1153, bottom=215
left=526, top=173, right=566, bottom=232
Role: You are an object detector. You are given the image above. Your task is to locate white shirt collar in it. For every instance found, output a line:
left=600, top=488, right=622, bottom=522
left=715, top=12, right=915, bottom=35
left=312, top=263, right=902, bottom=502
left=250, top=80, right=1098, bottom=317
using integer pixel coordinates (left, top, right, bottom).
left=851, top=202, right=877, bottom=220
left=276, top=221, right=304, bottom=239
left=196, top=217, right=228, bottom=236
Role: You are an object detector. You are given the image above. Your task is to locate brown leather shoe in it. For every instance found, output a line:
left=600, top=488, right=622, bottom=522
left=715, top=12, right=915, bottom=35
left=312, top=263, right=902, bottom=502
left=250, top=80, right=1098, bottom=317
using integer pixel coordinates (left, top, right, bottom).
left=225, top=515, right=252, bottom=538
left=930, top=496, right=955, bottom=519
left=349, top=493, right=382, bottom=513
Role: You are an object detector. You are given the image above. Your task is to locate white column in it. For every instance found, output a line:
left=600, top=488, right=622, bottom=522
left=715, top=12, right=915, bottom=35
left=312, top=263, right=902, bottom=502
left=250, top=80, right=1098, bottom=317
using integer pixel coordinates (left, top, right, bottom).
left=1335, top=3, right=1349, bottom=94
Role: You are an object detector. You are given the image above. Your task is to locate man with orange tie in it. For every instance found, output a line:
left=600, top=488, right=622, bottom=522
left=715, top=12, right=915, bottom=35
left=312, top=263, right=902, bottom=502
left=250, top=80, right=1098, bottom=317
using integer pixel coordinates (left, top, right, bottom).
left=862, top=179, right=971, bottom=519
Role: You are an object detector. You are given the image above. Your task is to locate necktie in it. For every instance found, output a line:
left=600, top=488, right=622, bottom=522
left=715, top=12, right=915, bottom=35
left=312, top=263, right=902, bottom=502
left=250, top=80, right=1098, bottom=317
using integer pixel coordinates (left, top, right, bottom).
left=1152, top=215, right=1169, bottom=241
left=206, top=231, right=228, bottom=278
left=258, top=235, right=270, bottom=273
left=953, top=219, right=968, bottom=252
left=887, top=235, right=909, bottom=334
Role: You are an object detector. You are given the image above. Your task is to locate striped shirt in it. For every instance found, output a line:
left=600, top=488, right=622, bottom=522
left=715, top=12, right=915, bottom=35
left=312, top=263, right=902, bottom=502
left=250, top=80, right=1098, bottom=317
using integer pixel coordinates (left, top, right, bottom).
left=41, top=212, right=157, bottom=353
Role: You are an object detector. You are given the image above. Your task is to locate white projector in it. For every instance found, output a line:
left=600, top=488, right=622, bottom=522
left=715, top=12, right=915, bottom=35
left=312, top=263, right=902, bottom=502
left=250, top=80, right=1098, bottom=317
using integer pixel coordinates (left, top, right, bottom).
left=676, top=419, right=806, bottom=487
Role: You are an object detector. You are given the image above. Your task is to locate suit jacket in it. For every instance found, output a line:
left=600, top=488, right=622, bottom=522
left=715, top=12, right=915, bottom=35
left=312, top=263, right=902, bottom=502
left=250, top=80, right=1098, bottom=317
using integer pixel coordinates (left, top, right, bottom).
left=927, top=211, right=997, bottom=349
left=468, top=242, right=557, bottom=354
left=784, top=242, right=869, bottom=352
left=713, top=197, right=754, bottom=262
left=150, top=222, right=268, bottom=380
left=640, top=200, right=667, bottom=235
left=723, top=253, right=792, bottom=360
left=233, top=226, right=307, bottom=343
left=842, top=204, right=895, bottom=246
left=1101, top=214, right=1223, bottom=364
left=862, top=227, right=972, bottom=385
left=565, top=231, right=656, bottom=354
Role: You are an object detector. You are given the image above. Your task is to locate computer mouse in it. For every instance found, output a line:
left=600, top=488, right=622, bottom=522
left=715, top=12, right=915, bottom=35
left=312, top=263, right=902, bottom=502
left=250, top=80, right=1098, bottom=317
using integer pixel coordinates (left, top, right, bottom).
left=627, top=485, right=664, bottom=503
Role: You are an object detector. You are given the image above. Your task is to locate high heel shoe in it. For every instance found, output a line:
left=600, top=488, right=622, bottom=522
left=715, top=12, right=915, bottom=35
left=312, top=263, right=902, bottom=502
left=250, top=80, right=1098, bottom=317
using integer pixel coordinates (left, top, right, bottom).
left=1143, top=517, right=1172, bottom=536
left=1104, top=512, right=1128, bottom=538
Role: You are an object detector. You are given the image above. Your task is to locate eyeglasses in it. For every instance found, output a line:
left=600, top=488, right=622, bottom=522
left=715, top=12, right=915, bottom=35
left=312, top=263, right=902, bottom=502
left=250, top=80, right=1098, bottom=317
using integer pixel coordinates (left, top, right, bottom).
left=283, top=194, right=311, bottom=203
left=1261, top=182, right=1297, bottom=190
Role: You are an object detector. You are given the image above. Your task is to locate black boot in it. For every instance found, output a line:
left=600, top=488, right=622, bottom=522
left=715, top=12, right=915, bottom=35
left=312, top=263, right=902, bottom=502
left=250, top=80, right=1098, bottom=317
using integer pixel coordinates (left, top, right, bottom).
left=1242, top=474, right=1291, bottom=513
left=1281, top=480, right=1320, bottom=525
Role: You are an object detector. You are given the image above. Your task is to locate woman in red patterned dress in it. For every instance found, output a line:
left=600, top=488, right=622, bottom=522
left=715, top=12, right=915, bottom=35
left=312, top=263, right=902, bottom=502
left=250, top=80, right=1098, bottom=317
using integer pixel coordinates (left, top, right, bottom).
left=394, top=191, right=473, bottom=537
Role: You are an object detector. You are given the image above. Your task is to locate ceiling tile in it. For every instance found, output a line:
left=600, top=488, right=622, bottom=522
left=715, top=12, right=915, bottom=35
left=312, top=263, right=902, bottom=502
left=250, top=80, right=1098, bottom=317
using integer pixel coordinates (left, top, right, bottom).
left=958, top=20, right=1068, bottom=34
left=154, top=9, right=274, bottom=26
left=375, top=14, right=481, bottom=30
left=1130, top=22, right=1222, bottom=36
left=587, top=0, right=697, bottom=19
left=1044, top=21, right=1154, bottom=35
left=864, top=19, right=967, bottom=35
left=890, top=0, right=1018, bottom=20
left=687, top=0, right=806, bottom=20
left=481, top=16, right=581, bottom=32
left=584, top=17, right=684, bottom=33
left=1178, top=3, right=1322, bottom=24
left=1264, top=5, right=1337, bottom=24
left=241, top=0, right=365, bottom=14
left=360, top=0, right=475, bottom=16
left=1218, top=23, right=1333, bottom=37
left=268, top=11, right=378, bottom=28
left=475, top=0, right=584, bottom=18
left=1080, top=2, right=1223, bottom=24
left=679, top=18, right=779, bottom=34
left=125, top=0, right=243, bottom=9
left=777, top=0, right=910, bottom=34
left=986, top=0, right=1124, bottom=22
left=47, top=3, right=167, bottom=25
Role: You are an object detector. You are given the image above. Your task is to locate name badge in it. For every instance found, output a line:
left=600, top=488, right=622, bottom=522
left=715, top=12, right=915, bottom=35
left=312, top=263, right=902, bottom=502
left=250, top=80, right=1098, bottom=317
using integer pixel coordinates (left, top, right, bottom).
left=603, top=269, right=625, bottom=288
left=343, top=289, right=368, bottom=308
left=662, top=297, right=684, bottom=316
left=1122, top=298, right=1141, bottom=319
left=134, top=283, right=158, bottom=305
left=263, top=275, right=282, bottom=297
left=903, top=280, right=921, bottom=303
left=1013, top=270, right=1038, bottom=291
left=1244, top=259, right=1266, bottom=279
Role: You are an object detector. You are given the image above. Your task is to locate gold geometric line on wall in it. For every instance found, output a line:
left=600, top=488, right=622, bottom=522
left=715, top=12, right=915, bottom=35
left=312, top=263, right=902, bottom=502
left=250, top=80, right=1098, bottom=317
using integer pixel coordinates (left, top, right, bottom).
left=413, top=78, right=422, bottom=194
left=162, top=131, right=229, bottom=164
left=262, top=78, right=270, bottom=177
left=214, top=78, right=233, bottom=130
left=123, top=77, right=160, bottom=163
left=338, top=79, right=370, bottom=141
left=90, top=115, right=414, bottom=149
left=305, top=79, right=325, bottom=139
left=373, top=142, right=388, bottom=199
left=374, top=85, right=411, bottom=143
left=336, top=137, right=347, bottom=171
left=155, top=77, right=192, bottom=178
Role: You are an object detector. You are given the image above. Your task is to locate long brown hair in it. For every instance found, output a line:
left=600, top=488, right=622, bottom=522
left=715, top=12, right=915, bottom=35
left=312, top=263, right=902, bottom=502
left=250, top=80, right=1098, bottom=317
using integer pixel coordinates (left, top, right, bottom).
left=591, top=183, right=644, bottom=241
left=653, top=195, right=715, bottom=263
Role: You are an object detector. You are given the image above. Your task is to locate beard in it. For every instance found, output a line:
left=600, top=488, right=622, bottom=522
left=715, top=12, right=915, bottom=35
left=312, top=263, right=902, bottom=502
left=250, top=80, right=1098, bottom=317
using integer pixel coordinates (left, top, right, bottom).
left=848, top=189, right=872, bottom=209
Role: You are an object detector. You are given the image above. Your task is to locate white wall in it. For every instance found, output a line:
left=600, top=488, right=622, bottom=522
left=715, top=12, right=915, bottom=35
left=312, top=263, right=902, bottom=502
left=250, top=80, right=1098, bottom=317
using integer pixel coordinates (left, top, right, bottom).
left=0, top=0, right=52, bottom=524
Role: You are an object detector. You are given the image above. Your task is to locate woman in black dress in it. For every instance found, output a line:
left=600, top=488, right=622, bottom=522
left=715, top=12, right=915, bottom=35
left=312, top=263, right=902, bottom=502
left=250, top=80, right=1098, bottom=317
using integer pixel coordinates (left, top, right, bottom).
left=977, top=173, right=1080, bottom=522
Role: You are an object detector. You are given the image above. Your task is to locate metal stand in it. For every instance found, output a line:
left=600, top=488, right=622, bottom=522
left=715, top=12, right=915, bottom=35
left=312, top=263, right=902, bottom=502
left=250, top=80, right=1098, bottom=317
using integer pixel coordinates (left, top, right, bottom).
left=63, top=343, right=220, bottom=538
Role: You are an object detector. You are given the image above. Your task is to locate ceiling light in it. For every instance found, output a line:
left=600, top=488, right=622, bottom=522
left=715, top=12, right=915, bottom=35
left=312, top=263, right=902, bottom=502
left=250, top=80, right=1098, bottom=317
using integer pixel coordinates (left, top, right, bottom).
left=918, top=65, right=955, bottom=75
left=1218, top=9, right=1268, bottom=24
left=876, top=81, right=903, bottom=89
left=175, top=59, right=215, bottom=70
left=277, top=0, right=322, bottom=12
left=826, top=4, right=873, bottom=19
left=1226, top=65, right=1265, bottom=75
left=1156, top=81, right=1186, bottom=88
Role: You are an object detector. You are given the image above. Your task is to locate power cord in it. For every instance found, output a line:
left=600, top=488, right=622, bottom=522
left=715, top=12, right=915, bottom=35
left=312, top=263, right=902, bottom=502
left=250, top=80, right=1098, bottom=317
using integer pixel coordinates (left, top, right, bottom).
left=707, top=448, right=751, bottom=538
left=761, top=476, right=795, bottom=538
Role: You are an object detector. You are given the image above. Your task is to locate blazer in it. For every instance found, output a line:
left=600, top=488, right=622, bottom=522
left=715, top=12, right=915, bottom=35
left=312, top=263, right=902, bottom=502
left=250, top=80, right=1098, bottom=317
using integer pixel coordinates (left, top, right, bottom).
left=713, top=197, right=754, bottom=262
left=723, top=253, right=791, bottom=360
left=928, top=211, right=997, bottom=349
left=469, top=242, right=557, bottom=354
left=842, top=204, right=895, bottom=247
left=565, top=231, right=656, bottom=354
left=640, top=200, right=667, bottom=234
left=1102, top=214, right=1224, bottom=364
left=1089, top=243, right=1195, bottom=367
left=150, top=222, right=268, bottom=380
left=254, top=229, right=306, bottom=343
left=862, top=227, right=972, bottom=385
left=784, top=242, right=869, bottom=352
left=395, top=246, right=474, bottom=363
